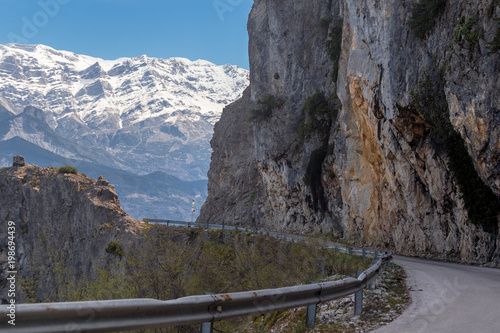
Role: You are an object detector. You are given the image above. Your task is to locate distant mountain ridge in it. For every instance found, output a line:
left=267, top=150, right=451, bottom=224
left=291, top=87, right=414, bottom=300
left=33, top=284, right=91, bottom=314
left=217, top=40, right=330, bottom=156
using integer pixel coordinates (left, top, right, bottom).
left=0, top=43, right=249, bottom=180
left=0, top=43, right=248, bottom=219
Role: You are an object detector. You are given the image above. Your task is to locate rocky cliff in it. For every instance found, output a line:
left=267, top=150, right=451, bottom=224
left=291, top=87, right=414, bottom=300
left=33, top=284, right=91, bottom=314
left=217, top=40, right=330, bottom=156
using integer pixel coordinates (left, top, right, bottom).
left=199, top=0, right=500, bottom=265
left=0, top=156, right=141, bottom=302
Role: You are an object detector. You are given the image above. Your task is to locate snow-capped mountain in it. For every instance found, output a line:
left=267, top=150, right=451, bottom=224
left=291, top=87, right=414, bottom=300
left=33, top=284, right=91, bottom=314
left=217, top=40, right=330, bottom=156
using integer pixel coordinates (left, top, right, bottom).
left=0, top=43, right=249, bottom=180
left=0, top=43, right=248, bottom=220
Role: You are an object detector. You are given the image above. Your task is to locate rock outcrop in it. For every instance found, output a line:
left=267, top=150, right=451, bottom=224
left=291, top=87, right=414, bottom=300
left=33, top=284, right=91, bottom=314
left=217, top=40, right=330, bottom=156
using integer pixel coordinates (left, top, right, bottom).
left=199, top=0, right=500, bottom=265
left=0, top=157, right=141, bottom=302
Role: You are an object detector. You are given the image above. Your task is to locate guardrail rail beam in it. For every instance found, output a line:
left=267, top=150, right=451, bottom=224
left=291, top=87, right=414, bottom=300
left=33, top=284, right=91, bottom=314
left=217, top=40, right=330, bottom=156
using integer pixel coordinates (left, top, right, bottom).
left=1, top=221, right=392, bottom=333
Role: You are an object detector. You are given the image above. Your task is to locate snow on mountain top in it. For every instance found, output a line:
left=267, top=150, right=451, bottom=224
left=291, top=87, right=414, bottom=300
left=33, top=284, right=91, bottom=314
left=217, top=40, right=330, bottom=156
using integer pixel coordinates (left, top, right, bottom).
left=2, top=43, right=115, bottom=71
left=0, top=43, right=249, bottom=181
left=0, top=43, right=249, bottom=124
left=2, top=43, right=246, bottom=74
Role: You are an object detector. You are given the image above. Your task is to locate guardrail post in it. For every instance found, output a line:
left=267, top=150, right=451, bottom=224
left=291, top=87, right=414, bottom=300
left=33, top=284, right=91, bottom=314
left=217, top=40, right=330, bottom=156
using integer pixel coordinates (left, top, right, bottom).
left=306, top=302, right=317, bottom=328
left=305, top=282, right=317, bottom=328
left=362, top=248, right=366, bottom=258
left=200, top=292, right=214, bottom=333
left=354, top=271, right=363, bottom=316
left=200, top=321, right=213, bottom=333
left=348, top=247, right=353, bottom=256
left=383, top=258, right=390, bottom=269
left=374, top=250, right=379, bottom=259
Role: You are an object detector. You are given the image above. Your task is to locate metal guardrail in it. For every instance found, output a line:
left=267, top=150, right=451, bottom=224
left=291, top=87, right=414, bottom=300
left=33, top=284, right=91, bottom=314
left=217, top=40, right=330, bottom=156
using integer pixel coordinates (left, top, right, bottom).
left=145, top=219, right=384, bottom=258
left=0, top=220, right=392, bottom=333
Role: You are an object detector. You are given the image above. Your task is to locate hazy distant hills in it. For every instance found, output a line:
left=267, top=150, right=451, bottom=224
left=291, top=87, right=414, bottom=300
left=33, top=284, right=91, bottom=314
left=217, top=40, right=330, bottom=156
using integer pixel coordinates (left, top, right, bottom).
left=0, top=137, right=207, bottom=220
left=0, top=44, right=248, bottom=219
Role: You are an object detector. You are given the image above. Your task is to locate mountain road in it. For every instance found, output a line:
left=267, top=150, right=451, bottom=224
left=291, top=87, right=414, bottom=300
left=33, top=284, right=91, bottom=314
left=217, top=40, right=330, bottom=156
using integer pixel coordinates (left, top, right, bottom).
left=372, top=256, right=500, bottom=333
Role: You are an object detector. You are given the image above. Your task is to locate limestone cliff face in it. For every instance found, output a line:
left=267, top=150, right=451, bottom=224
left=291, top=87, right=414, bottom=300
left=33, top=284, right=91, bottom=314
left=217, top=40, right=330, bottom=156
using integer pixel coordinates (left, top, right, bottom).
left=199, top=0, right=500, bottom=265
left=337, top=0, right=500, bottom=263
left=0, top=157, right=140, bottom=301
left=201, top=0, right=345, bottom=233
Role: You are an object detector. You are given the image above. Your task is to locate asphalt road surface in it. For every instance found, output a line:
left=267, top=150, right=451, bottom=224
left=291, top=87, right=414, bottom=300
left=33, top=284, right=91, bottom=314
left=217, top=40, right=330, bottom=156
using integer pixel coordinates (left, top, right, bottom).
left=372, top=255, right=500, bottom=333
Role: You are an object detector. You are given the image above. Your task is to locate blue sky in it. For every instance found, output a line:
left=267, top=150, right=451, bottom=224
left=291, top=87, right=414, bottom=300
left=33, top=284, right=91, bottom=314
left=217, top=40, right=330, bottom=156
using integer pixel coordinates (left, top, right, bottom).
left=0, top=0, right=253, bottom=68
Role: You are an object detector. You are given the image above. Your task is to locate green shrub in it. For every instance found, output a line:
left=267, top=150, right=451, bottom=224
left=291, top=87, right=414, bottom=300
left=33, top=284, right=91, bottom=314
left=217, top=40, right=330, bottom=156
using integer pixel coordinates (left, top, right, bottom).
left=299, top=91, right=338, bottom=143
left=248, top=94, right=277, bottom=122
left=105, top=241, right=124, bottom=258
left=317, top=17, right=330, bottom=30
left=408, top=0, right=447, bottom=39
left=58, top=165, right=78, bottom=175
left=273, top=72, right=280, bottom=80
left=187, top=229, right=201, bottom=243
left=453, top=15, right=482, bottom=55
left=299, top=92, right=340, bottom=212
left=487, top=17, right=500, bottom=54
left=325, top=19, right=343, bottom=81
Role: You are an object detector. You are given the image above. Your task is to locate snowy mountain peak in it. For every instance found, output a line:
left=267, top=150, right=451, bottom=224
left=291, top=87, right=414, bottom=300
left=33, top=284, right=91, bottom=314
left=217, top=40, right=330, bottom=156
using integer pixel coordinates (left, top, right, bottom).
left=0, top=44, right=248, bottom=122
left=0, top=43, right=249, bottom=180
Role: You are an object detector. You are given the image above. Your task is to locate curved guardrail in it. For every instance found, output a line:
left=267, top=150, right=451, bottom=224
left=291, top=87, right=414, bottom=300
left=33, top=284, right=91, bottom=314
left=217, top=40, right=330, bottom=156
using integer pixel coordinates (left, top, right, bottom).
left=145, top=219, right=385, bottom=258
left=0, top=220, right=392, bottom=333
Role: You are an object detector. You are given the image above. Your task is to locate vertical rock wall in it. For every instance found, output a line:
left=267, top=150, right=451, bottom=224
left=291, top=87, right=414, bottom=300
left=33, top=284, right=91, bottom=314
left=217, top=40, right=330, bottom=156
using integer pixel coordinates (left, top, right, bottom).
left=337, top=0, right=500, bottom=263
left=199, top=0, right=500, bottom=264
